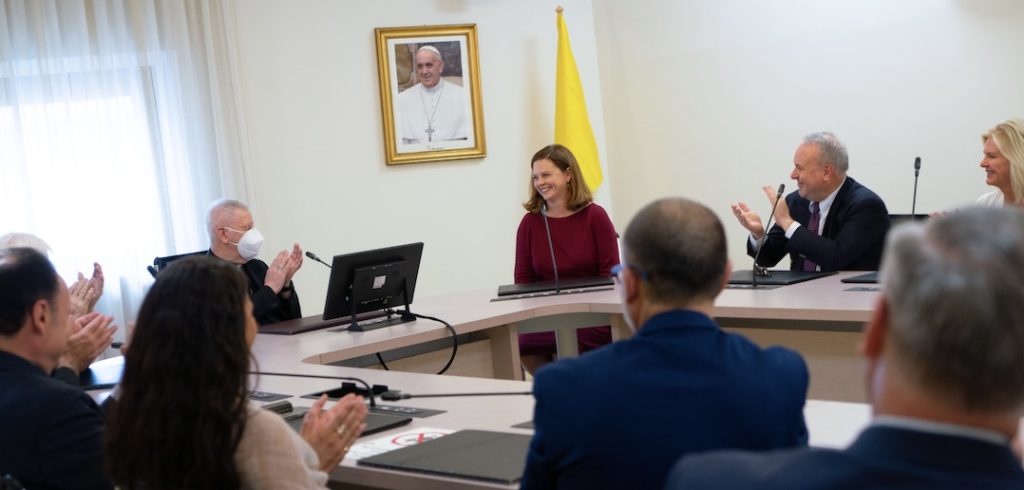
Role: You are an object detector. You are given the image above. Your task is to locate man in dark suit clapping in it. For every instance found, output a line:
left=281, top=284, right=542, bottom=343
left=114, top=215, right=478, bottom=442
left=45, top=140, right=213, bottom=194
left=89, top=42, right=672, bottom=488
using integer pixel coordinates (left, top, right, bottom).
left=0, top=248, right=110, bottom=489
left=732, top=131, right=890, bottom=271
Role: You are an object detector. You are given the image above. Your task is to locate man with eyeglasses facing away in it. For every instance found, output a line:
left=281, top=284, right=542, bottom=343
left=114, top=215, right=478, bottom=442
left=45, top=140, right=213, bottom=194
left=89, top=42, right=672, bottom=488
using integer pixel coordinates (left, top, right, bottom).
left=520, top=197, right=810, bottom=490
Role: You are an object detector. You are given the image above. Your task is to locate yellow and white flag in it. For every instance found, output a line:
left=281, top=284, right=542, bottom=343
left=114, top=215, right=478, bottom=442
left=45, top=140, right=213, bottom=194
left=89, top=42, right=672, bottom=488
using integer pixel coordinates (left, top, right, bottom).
left=554, top=7, right=603, bottom=191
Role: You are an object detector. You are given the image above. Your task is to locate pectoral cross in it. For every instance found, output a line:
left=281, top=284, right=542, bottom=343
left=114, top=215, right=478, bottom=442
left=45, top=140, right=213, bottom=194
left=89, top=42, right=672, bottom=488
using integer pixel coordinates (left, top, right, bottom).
left=425, top=125, right=435, bottom=142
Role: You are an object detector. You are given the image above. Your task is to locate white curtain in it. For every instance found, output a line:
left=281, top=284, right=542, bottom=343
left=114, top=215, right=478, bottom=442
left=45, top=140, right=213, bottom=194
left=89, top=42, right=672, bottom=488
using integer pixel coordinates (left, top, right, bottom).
left=0, top=0, right=254, bottom=341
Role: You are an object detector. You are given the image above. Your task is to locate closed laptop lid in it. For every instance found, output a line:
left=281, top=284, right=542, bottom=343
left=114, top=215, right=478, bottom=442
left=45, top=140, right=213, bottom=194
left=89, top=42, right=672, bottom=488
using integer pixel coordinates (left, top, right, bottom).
left=728, top=270, right=836, bottom=286
left=497, top=276, right=613, bottom=296
left=284, top=409, right=412, bottom=437
left=840, top=271, right=879, bottom=284
left=357, top=429, right=531, bottom=484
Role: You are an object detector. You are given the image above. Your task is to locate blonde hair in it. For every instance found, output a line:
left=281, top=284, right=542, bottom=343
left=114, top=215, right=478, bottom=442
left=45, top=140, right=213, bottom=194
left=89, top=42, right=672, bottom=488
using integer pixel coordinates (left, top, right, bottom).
left=982, top=118, right=1024, bottom=204
left=522, top=144, right=594, bottom=213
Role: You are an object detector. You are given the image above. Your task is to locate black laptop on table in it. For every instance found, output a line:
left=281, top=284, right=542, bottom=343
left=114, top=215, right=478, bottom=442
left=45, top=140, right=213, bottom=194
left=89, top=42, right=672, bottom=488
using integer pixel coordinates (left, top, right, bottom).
left=258, top=310, right=387, bottom=335
left=496, top=276, right=613, bottom=297
left=358, top=429, right=532, bottom=484
left=840, top=271, right=879, bottom=284
left=728, top=270, right=836, bottom=286
left=266, top=400, right=413, bottom=437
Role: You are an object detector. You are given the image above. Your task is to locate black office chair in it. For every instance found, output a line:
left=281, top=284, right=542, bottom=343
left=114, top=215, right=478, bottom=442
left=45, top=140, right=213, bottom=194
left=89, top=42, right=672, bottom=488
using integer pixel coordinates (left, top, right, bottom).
left=1, top=475, right=24, bottom=490
left=147, top=250, right=207, bottom=278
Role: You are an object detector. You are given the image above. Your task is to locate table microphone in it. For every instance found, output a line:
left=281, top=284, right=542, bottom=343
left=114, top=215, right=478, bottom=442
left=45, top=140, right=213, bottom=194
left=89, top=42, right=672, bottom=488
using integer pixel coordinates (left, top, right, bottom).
left=381, top=390, right=532, bottom=401
left=751, top=183, right=785, bottom=288
left=305, top=251, right=332, bottom=269
left=541, top=204, right=561, bottom=293
left=251, top=371, right=378, bottom=408
left=911, top=156, right=921, bottom=218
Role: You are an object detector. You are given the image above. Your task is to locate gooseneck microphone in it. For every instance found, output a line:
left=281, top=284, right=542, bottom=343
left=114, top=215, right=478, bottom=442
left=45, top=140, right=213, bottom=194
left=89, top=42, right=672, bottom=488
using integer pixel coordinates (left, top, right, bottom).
left=251, top=371, right=377, bottom=408
left=911, top=157, right=922, bottom=218
left=751, top=183, right=786, bottom=288
left=381, top=390, right=532, bottom=401
left=541, top=204, right=561, bottom=293
left=305, top=251, right=332, bottom=269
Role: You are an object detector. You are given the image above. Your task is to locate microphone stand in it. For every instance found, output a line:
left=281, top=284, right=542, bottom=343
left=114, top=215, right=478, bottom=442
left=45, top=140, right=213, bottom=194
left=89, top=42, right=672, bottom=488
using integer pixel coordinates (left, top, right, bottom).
left=751, top=184, right=785, bottom=288
left=252, top=371, right=379, bottom=408
left=911, top=156, right=921, bottom=218
left=305, top=251, right=332, bottom=269
left=541, top=204, right=561, bottom=293
left=382, top=390, right=532, bottom=401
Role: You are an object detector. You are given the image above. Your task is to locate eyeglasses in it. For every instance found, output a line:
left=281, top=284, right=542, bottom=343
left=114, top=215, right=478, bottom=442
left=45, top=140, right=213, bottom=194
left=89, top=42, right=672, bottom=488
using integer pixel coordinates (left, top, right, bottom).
left=611, top=263, right=650, bottom=284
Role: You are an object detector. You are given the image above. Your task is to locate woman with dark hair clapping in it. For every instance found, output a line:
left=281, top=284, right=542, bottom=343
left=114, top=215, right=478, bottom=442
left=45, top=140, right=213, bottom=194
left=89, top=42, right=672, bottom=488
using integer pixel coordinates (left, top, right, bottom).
left=105, top=256, right=366, bottom=489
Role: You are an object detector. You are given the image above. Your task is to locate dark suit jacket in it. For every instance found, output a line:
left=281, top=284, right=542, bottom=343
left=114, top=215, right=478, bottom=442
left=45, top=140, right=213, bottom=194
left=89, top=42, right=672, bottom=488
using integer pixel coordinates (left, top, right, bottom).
left=0, top=351, right=111, bottom=489
left=666, top=425, right=1024, bottom=489
left=207, top=250, right=302, bottom=324
left=520, top=311, right=809, bottom=490
left=748, top=177, right=889, bottom=271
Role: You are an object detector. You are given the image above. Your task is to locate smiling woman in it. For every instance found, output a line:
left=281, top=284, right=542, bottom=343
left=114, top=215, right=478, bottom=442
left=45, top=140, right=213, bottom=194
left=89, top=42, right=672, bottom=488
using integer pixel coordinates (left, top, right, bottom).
left=514, top=144, right=620, bottom=374
left=977, top=118, right=1024, bottom=206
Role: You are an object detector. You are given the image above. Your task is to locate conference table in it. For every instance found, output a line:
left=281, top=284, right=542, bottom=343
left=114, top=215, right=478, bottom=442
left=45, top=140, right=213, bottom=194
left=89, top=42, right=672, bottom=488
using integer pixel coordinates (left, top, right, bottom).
left=228, top=271, right=883, bottom=488
left=89, top=271, right=885, bottom=488
left=93, top=272, right=1019, bottom=488
left=252, top=271, right=880, bottom=383
left=242, top=365, right=872, bottom=489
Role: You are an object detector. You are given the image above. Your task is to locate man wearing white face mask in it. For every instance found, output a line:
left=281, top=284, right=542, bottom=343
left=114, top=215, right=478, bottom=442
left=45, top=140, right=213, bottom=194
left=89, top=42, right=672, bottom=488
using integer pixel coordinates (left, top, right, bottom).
left=521, top=198, right=809, bottom=490
left=206, top=199, right=303, bottom=325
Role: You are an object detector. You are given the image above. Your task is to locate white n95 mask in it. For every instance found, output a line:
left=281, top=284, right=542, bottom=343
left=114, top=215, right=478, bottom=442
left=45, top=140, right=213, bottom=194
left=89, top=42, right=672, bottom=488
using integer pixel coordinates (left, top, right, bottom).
left=228, top=228, right=264, bottom=260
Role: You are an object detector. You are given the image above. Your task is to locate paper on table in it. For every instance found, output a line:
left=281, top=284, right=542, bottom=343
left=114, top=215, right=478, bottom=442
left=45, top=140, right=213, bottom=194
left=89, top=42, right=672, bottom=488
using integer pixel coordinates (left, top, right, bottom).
left=347, top=427, right=455, bottom=461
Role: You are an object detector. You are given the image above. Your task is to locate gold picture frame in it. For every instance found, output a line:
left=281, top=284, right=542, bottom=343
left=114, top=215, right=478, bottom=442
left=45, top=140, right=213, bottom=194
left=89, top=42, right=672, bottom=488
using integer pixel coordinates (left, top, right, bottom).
left=375, top=24, right=486, bottom=165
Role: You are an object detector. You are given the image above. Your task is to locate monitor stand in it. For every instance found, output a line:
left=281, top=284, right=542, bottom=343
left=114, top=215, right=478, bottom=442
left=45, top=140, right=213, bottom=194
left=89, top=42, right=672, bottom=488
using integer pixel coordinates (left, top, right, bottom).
left=347, top=275, right=416, bottom=332
left=348, top=309, right=415, bottom=332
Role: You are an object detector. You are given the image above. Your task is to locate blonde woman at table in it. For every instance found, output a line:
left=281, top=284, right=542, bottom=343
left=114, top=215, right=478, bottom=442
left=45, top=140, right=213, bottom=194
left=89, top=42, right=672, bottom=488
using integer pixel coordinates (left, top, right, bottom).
left=977, top=118, right=1024, bottom=206
left=105, top=256, right=367, bottom=489
left=514, top=144, right=620, bottom=374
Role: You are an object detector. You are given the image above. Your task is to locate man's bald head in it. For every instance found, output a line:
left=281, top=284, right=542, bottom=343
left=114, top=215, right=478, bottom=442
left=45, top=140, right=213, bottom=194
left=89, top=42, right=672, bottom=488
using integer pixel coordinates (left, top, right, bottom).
left=206, top=199, right=250, bottom=242
left=623, top=198, right=728, bottom=304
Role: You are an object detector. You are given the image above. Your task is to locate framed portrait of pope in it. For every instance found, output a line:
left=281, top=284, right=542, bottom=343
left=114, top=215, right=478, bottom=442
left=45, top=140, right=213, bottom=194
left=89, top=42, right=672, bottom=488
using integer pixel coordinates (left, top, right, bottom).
left=375, top=24, right=486, bottom=165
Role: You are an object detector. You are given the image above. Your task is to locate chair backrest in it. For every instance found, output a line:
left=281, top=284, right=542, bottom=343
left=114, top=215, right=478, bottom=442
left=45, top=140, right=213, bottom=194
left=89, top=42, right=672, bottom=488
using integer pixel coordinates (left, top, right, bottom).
left=148, top=250, right=207, bottom=278
left=1, top=475, right=24, bottom=490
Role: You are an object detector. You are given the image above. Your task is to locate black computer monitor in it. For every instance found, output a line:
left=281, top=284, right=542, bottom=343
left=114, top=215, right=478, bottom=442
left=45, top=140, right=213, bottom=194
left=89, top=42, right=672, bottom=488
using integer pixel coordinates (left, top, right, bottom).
left=322, top=242, right=424, bottom=332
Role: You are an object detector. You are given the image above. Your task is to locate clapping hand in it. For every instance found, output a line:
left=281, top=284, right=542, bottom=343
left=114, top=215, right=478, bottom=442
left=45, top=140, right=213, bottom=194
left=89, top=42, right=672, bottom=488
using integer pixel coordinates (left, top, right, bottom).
left=265, top=244, right=303, bottom=295
left=67, top=263, right=105, bottom=319
left=300, top=393, right=368, bottom=470
left=284, top=243, right=303, bottom=284
left=762, top=185, right=794, bottom=230
left=731, top=202, right=766, bottom=240
left=60, top=312, right=118, bottom=373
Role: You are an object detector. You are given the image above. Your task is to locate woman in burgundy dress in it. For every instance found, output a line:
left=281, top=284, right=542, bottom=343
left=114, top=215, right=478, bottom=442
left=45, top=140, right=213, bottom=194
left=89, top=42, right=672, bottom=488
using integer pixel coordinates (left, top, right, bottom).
left=515, top=144, right=620, bottom=374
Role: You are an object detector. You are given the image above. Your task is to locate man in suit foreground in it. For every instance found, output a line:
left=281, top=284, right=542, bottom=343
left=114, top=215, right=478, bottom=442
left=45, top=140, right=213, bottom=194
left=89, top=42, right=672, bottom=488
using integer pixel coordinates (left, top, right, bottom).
left=520, top=198, right=810, bottom=490
left=668, top=207, right=1024, bottom=489
left=733, top=131, right=889, bottom=271
left=0, top=248, right=110, bottom=489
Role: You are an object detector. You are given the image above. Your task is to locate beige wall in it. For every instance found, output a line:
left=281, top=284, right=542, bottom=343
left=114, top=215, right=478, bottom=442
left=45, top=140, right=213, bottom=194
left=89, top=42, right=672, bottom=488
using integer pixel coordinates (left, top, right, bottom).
left=593, top=0, right=1024, bottom=269
left=231, top=0, right=609, bottom=313
left=231, top=0, right=1024, bottom=313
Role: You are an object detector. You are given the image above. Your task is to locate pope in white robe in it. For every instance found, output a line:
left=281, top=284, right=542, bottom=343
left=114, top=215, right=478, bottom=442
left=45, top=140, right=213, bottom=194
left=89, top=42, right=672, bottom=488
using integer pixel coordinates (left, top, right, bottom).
left=396, top=46, right=471, bottom=145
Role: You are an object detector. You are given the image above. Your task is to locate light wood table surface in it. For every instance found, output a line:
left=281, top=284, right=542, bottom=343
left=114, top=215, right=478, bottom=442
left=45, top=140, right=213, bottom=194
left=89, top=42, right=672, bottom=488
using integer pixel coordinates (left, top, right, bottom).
left=253, top=271, right=880, bottom=388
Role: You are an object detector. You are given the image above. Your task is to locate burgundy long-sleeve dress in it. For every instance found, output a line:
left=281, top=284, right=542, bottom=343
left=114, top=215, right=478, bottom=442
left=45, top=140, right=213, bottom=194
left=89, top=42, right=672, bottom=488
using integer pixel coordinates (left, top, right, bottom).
left=514, top=203, right=620, bottom=355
